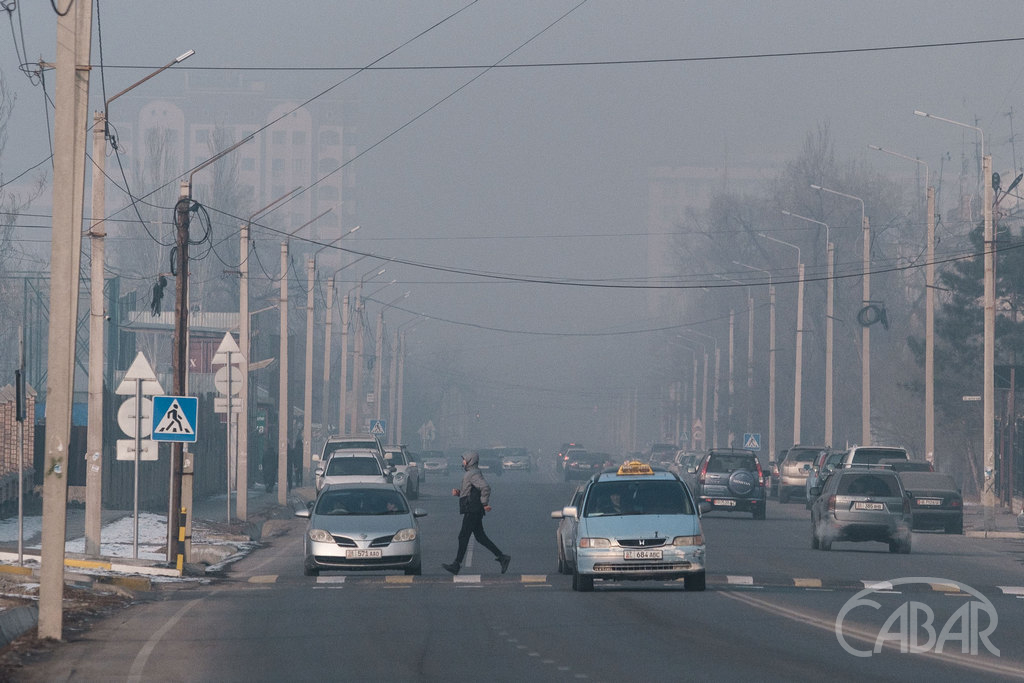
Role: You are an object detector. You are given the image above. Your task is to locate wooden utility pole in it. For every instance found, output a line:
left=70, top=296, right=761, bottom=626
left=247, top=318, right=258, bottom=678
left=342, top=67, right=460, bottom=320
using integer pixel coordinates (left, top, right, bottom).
left=40, top=0, right=93, bottom=640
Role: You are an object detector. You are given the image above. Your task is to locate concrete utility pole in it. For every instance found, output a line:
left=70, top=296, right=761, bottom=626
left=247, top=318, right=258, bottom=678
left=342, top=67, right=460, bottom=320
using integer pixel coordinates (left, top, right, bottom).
left=735, top=261, right=776, bottom=463
left=339, top=294, right=350, bottom=433
left=278, top=241, right=290, bottom=505
left=40, top=0, right=92, bottom=641
left=811, top=185, right=868, bottom=444
left=759, top=233, right=803, bottom=445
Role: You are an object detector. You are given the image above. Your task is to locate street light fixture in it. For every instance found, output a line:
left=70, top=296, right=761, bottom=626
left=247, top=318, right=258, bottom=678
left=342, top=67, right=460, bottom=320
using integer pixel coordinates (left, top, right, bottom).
left=734, top=261, right=776, bottom=464
left=757, top=233, right=804, bottom=446
left=85, top=48, right=195, bottom=557
left=869, top=144, right=935, bottom=463
left=811, top=183, right=871, bottom=445
left=781, top=210, right=833, bottom=447
left=916, top=109, right=995, bottom=523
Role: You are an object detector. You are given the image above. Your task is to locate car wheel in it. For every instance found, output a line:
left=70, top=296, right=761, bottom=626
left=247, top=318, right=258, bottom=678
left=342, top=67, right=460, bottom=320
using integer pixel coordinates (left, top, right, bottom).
left=684, top=570, right=706, bottom=592
left=304, top=564, right=319, bottom=577
left=753, top=504, right=766, bottom=520
left=811, top=529, right=819, bottom=549
left=900, top=537, right=912, bottom=554
left=946, top=519, right=963, bottom=535
left=820, top=536, right=832, bottom=551
left=779, top=489, right=789, bottom=504
left=572, top=570, right=594, bottom=592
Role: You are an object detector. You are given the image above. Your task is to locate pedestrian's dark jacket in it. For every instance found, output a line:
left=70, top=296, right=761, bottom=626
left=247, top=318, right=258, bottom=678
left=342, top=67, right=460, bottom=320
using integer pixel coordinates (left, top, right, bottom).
left=458, top=452, right=491, bottom=509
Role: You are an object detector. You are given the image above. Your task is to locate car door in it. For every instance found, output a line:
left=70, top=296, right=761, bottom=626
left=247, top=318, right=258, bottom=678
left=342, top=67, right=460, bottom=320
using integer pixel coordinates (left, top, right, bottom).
left=561, top=487, right=585, bottom=570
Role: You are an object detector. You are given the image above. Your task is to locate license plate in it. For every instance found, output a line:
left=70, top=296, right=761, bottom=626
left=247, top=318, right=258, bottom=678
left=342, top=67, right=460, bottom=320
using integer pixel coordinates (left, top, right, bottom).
left=346, top=549, right=382, bottom=559
left=916, top=498, right=942, bottom=506
left=623, top=549, right=663, bottom=560
left=713, top=499, right=737, bottom=507
left=853, top=502, right=885, bottom=511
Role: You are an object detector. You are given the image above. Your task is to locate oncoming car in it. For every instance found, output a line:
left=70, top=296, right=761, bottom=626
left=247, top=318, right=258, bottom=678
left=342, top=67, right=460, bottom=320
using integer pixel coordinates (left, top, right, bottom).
left=551, top=461, right=706, bottom=592
left=295, top=483, right=427, bottom=577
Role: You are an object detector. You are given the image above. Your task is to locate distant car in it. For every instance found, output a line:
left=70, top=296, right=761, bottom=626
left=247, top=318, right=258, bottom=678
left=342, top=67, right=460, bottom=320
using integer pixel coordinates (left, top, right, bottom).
left=695, top=448, right=767, bottom=519
left=777, top=445, right=828, bottom=504
left=295, top=483, right=426, bottom=576
left=647, top=443, right=678, bottom=468
left=421, top=450, right=450, bottom=476
left=768, top=449, right=788, bottom=499
left=500, top=448, right=532, bottom=471
left=552, top=461, right=706, bottom=592
left=314, top=451, right=391, bottom=493
left=383, top=445, right=421, bottom=499
left=805, top=450, right=844, bottom=509
left=560, top=446, right=588, bottom=472
left=670, top=451, right=701, bottom=494
left=552, top=485, right=586, bottom=574
left=564, top=451, right=605, bottom=481
left=476, top=448, right=504, bottom=477
left=809, top=465, right=912, bottom=553
left=900, top=471, right=963, bottom=534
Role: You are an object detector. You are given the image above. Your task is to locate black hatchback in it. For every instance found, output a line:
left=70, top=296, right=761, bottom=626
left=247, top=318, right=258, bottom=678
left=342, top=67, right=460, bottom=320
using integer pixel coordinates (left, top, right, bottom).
left=695, top=448, right=767, bottom=519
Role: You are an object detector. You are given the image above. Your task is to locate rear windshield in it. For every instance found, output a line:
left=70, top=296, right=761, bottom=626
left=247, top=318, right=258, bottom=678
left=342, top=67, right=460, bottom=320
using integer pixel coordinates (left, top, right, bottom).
left=384, top=450, right=408, bottom=466
left=899, top=472, right=957, bottom=491
left=584, top=480, right=695, bottom=517
left=325, top=456, right=382, bottom=477
left=706, top=453, right=756, bottom=473
left=315, top=488, right=408, bottom=516
left=837, top=473, right=900, bottom=497
left=850, top=448, right=907, bottom=464
left=786, top=449, right=823, bottom=463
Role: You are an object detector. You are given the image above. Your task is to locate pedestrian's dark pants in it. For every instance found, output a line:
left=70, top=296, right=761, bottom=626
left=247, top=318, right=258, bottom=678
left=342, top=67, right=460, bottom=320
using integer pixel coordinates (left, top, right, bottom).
left=455, top=511, right=502, bottom=563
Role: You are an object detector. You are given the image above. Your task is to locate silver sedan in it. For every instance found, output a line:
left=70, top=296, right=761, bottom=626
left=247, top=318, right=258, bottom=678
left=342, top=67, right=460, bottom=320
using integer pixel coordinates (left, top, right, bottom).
left=295, top=483, right=426, bottom=576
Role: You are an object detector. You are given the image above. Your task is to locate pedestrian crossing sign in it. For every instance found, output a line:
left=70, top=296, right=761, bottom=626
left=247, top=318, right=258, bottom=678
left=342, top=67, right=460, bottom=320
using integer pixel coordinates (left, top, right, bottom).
left=743, top=433, right=761, bottom=451
left=369, top=420, right=386, bottom=437
left=152, top=395, right=198, bottom=442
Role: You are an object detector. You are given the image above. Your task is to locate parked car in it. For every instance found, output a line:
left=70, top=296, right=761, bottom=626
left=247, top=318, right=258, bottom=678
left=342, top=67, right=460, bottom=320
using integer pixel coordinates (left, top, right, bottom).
left=900, top=471, right=963, bottom=534
left=809, top=465, right=912, bottom=553
left=295, top=483, right=426, bottom=576
left=805, top=449, right=844, bottom=509
left=552, top=461, right=706, bottom=592
left=551, top=485, right=586, bottom=574
left=317, top=433, right=386, bottom=463
left=383, top=445, right=421, bottom=499
left=564, top=450, right=605, bottom=481
left=777, top=445, right=828, bottom=504
left=314, top=450, right=391, bottom=493
left=695, top=448, right=767, bottom=519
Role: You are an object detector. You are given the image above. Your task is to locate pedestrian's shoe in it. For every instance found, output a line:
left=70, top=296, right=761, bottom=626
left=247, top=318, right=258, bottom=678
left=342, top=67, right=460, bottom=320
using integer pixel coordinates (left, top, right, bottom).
left=442, top=562, right=460, bottom=575
left=497, top=554, right=511, bottom=574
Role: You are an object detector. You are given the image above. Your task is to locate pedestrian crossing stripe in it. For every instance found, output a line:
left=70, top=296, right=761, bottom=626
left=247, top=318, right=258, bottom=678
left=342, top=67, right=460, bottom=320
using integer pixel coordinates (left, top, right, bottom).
left=152, top=395, right=199, bottom=442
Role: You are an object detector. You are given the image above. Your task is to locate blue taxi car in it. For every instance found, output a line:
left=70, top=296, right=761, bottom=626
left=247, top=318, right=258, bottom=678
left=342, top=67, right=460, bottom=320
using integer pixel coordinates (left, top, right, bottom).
left=551, top=462, right=707, bottom=592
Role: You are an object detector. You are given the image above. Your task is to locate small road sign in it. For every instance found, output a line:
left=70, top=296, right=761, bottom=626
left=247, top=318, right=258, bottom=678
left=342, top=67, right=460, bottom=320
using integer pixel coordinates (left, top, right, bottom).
left=369, top=420, right=386, bottom=437
left=117, top=397, right=153, bottom=439
left=116, top=439, right=159, bottom=461
left=214, top=365, right=243, bottom=395
left=743, top=433, right=762, bottom=451
left=152, top=396, right=199, bottom=442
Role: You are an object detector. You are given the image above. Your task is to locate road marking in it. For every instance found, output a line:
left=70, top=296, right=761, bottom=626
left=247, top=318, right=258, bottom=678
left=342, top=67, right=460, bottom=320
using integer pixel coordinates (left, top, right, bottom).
left=997, top=585, right=1024, bottom=595
left=929, top=582, right=960, bottom=592
left=521, top=574, right=547, bottom=583
left=793, top=578, right=822, bottom=588
left=248, top=575, right=277, bottom=584
left=385, top=575, right=414, bottom=584
left=726, top=575, right=753, bottom=585
left=453, top=574, right=481, bottom=583
left=316, top=575, right=346, bottom=584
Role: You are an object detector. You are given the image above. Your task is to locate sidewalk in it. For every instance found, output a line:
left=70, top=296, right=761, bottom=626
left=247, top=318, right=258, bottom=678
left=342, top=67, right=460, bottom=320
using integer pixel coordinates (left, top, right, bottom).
left=962, top=502, right=1024, bottom=538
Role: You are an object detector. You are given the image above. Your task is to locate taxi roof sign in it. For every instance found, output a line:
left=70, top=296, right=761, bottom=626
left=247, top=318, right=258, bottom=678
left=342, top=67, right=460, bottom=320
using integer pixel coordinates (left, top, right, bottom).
left=617, top=461, right=654, bottom=476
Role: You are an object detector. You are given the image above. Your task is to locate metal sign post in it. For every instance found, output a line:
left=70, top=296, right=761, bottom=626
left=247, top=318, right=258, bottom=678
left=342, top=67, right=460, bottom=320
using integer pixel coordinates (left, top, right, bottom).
left=213, top=333, right=243, bottom=521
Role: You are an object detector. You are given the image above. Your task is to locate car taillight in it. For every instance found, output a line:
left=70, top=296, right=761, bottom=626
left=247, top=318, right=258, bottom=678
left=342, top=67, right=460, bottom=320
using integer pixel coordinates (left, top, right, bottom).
left=903, top=496, right=912, bottom=515
left=951, top=498, right=962, bottom=508
left=827, top=495, right=836, bottom=513
left=698, top=458, right=709, bottom=484
left=755, top=460, right=765, bottom=486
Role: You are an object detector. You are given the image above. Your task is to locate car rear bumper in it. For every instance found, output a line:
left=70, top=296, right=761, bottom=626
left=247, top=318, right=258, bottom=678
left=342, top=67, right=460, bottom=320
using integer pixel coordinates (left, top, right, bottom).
left=910, top=509, right=962, bottom=530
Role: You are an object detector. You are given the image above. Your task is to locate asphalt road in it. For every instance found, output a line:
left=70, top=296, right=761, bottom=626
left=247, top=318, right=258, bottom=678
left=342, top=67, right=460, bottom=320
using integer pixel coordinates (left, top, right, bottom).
left=16, top=460, right=1024, bottom=681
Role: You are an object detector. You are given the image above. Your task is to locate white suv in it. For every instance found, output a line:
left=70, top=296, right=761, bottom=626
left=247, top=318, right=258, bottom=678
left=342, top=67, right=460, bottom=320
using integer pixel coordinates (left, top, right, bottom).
left=840, top=445, right=909, bottom=468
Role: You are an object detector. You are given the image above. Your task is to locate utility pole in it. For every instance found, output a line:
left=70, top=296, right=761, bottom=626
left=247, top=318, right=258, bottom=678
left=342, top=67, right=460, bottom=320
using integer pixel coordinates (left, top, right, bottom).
left=85, top=112, right=106, bottom=557
left=278, top=241, right=290, bottom=505
left=170, top=182, right=190, bottom=561
left=339, top=294, right=350, bottom=433
left=304, top=255, right=315, bottom=484
left=238, top=220, right=249, bottom=519
left=323, top=276, right=335, bottom=434
left=40, top=0, right=92, bottom=640
left=375, top=310, right=384, bottom=425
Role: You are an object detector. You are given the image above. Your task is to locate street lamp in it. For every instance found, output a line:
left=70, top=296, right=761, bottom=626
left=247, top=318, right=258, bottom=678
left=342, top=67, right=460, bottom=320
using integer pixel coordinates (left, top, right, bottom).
left=758, top=233, right=804, bottom=446
left=734, top=261, right=776, bottom=465
left=85, top=48, right=194, bottom=557
left=782, top=210, right=833, bottom=447
left=916, top=109, right=994, bottom=523
left=869, top=144, right=935, bottom=463
left=811, top=184, right=871, bottom=445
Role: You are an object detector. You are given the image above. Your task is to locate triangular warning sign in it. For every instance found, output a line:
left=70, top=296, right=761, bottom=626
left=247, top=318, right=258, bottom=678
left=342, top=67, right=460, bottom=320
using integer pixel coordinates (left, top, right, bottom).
left=154, top=399, right=195, bottom=435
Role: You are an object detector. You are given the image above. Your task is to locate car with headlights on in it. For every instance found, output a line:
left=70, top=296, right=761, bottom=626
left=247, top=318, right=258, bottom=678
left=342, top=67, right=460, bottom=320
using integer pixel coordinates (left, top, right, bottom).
left=295, top=483, right=426, bottom=576
left=899, top=471, right=963, bottom=534
left=563, top=450, right=605, bottom=481
left=809, top=465, right=912, bottom=553
left=420, top=450, right=450, bottom=476
left=553, top=461, right=707, bottom=592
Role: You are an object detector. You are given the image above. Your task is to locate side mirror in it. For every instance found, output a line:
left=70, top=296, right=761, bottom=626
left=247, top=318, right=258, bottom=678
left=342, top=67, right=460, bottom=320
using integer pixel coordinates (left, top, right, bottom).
left=295, top=507, right=311, bottom=519
left=312, top=454, right=321, bottom=462
left=413, top=508, right=428, bottom=518
left=903, top=490, right=913, bottom=499
left=314, top=467, right=324, bottom=477
left=802, top=463, right=811, bottom=472
left=550, top=510, right=563, bottom=519
left=562, top=506, right=578, bottom=519
left=686, top=466, right=697, bottom=474
left=809, top=486, right=821, bottom=497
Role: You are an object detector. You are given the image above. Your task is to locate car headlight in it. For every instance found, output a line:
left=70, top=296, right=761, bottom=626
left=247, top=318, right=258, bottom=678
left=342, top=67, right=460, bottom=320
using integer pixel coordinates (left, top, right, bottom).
left=672, top=534, right=704, bottom=546
left=392, top=527, right=417, bottom=542
left=308, top=528, right=333, bottom=543
left=393, top=471, right=407, bottom=483
left=579, top=537, right=611, bottom=548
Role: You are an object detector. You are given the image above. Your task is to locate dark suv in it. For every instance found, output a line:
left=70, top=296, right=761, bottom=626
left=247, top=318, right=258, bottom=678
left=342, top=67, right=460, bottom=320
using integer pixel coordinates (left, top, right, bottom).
left=809, top=466, right=912, bottom=553
left=695, top=448, right=766, bottom=519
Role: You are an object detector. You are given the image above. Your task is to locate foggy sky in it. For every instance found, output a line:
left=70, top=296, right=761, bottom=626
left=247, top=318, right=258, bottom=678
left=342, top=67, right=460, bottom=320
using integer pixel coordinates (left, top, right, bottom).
left=3, top=1, right=1023, bottom=451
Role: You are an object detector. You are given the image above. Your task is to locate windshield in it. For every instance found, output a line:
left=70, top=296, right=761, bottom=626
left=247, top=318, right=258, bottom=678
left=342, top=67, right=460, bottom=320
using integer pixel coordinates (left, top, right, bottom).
left=583, top=480, right=695, bottom=517
left=850, top=448, right=907, bottom=464
left=325, top=456, right=382, bottom=477
left=315, top=488, right=408, bottom=516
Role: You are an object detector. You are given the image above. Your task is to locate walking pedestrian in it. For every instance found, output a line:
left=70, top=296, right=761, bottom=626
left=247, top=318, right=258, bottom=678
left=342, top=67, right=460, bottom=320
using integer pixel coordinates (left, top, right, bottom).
left=442, top=451, right=511, bottom=575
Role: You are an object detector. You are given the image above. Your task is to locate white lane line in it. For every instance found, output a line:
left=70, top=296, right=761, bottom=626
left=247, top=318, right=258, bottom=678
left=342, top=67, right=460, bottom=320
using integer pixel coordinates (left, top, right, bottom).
left=726, top=575, right=754, bottom=585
